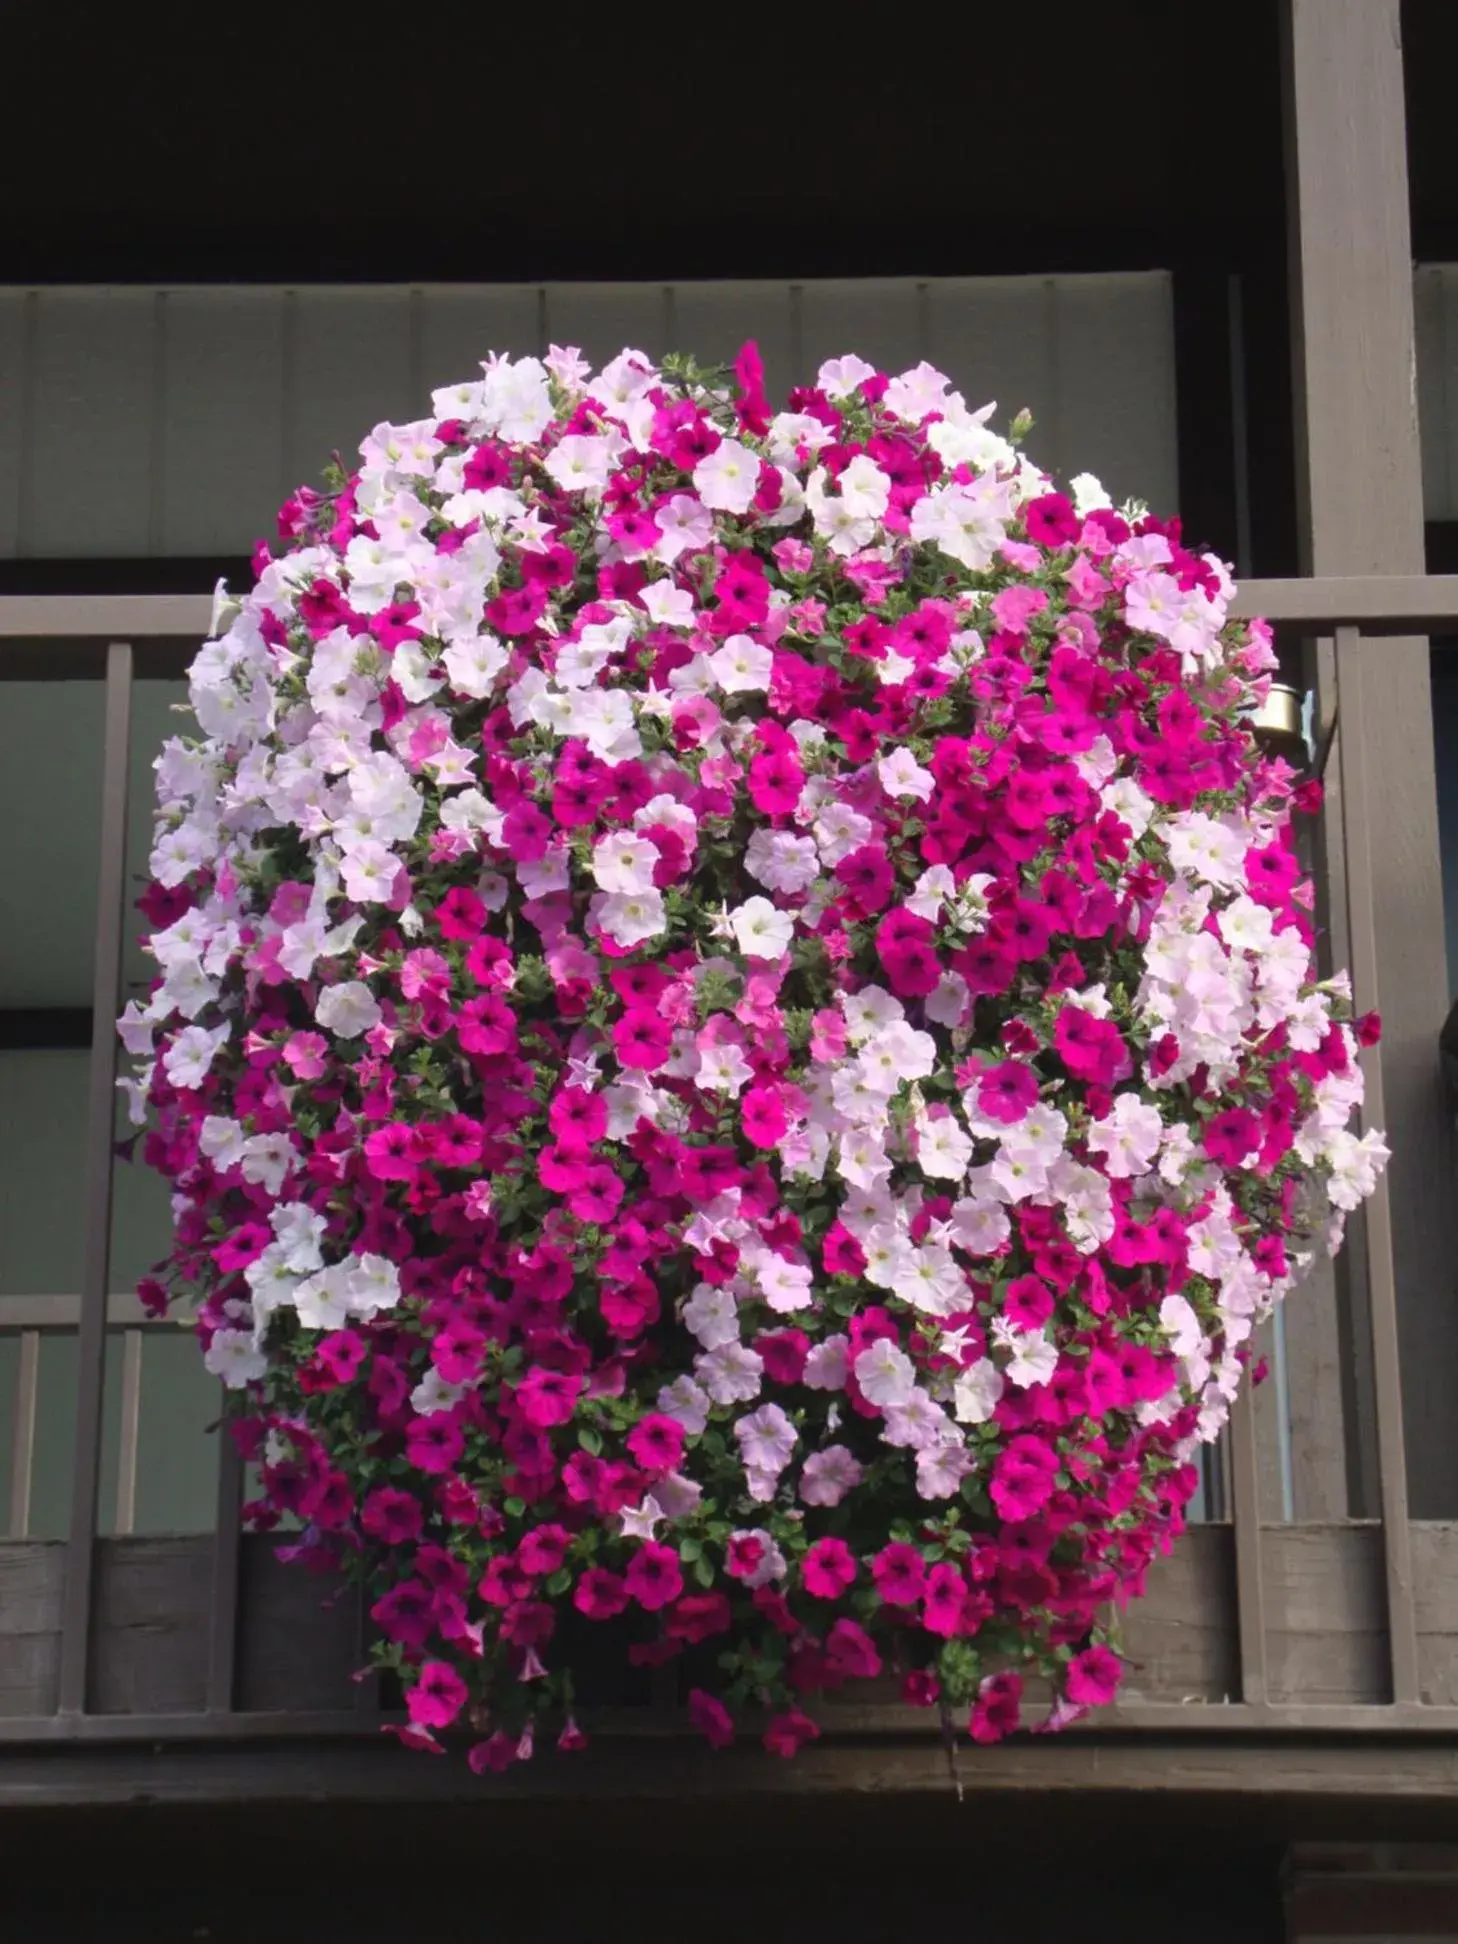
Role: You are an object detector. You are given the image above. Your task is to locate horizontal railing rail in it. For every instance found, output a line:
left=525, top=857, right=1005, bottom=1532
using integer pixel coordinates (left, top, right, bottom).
left=1, top=582, right=1456, bottom=1772
left=1228, top=573, right=1458, bottom=631
left=0, top=594, right=214, bottom=639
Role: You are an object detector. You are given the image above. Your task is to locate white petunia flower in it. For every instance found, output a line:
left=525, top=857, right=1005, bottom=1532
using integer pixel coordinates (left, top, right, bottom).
left=591, top=830, right=660, bottom=895
left=161, top=1022, right=231, bottom=1089
left=953, top=1359, right=1004, bottom=1424
left=708, top=634, right=774, bottom=693
left=316, top=981, right=381, bottom=1039
left=853, top=1339, right=916, bottom=1409
left=596, top=887, right=667, bottom=949
left=729, top=896, right=795, bottom=960
left=693, top=439, right=760, bottom=515
left=877, top=747, right=937, bottom=802
left=204, top=1329, right=268, bottom=1388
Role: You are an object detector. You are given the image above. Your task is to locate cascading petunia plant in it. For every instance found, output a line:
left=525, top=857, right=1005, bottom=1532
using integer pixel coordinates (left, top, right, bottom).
left=119, top=341, right=1389, bottom=1771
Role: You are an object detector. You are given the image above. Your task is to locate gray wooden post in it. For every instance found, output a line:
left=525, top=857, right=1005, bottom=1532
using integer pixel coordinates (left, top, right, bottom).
left=1284, top=0, right=1458, bottom=1517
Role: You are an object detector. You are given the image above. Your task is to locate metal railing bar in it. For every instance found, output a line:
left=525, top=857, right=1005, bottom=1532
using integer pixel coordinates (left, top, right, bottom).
left=7, top=1331, right=40, bottom=1540
left=205, top=1411, right=242, bottom=1713
left=1227, top=1377, right=1269, bottom=1705
left=56, top=641, right=132, bottom=1717
left=1332, top=624, right=1422, bottom=1706
left=112, top=1331, right=143, bottom=1539
left=0, top=1294, right=185, bottom=1329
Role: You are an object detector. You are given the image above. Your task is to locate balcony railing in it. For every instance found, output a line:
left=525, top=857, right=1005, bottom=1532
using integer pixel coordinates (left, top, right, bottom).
left=3, top=584, right=1458, bottom=1800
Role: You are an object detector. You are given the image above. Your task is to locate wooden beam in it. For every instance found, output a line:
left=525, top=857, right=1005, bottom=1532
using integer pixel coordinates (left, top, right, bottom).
left=3, top=1732, right=1458, bottom=1814
left=1284, top=0, right=1458, bottom=1521
left=0, top=594, right=212, bottom=639
left=1, top=576, right=1457, bottom=645
left=1230, top=575, right=1458, bottom=631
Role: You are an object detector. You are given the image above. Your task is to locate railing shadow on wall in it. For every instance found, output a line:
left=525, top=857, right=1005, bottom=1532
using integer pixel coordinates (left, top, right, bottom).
left=2, top=585, right=1458, bottom=1785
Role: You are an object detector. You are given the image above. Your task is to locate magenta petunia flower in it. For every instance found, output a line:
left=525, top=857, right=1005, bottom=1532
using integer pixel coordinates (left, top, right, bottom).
left=1202, top=1107, right=1262, bottom=1168
left=977, top=1059, right=1040, bottom=1124
left=870, top=1542, right=927, bottom=1607
left=990, top=1435, right=1060, bottom=1522
left=802, top=1536, right=856, bottom=1600
left=404, top=1415, right=465, bottom=1476
left=624, top=1542, right=683, bottom=1613
left=625, top=1413, right=686, bottom=1477
left=825, top=1617, right=882, bottom=1680
left=513, top=1367, right=584, bottom=1429
left=1065, top=1643, right=1123, bottom=1709
left=407, top=1659, right=468, bottom=1730
left=740, top=1083, right=789, bottom=1149
left=688, top=1686, right=736, bottom=1749
left=762, top=1708, right=820, bottom=1759
left=572, top=1568, right=628, bottom=1621
left=612, top=1007, right=674, bottom=1072
left=968, top=1670, right=1023, bottom=1745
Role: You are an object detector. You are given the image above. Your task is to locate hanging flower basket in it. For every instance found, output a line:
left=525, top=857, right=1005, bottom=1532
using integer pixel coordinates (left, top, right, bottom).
left=121, top=342, right=1388, bottom=1770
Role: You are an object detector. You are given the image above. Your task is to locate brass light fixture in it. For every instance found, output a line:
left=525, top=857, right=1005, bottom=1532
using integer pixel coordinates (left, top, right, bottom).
left=1250, top=682, right=1308, bottom=765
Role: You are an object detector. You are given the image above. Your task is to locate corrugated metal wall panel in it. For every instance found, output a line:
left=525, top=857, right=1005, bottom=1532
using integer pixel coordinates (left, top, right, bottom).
left=1415, top=266, right=1450, bottom=519
left=0, top=289, right=28, bottom=558
left=925, top=277, right=1056, bottom=452
left=418, top=284, right=543, bottom=396
left=797, top=277, right=926, bottom=387
left=1052, top=274, right=1179, bottom=511
left=283, top=287, right=417, bottom=491
left=24, top=288, right=159, bottom=557
left=1, top=275, right=1181, bottom=559
left=159, top=288, right=288, bottom=556
left=1407, top=265, right=1458, bottom=522
left=540, top=282, right=673, bottom=369
left=669, top=281, right=798, bottom=406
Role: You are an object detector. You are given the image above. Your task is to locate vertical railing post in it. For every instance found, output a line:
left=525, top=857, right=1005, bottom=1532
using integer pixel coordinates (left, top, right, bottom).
left=206, top=1420, right=242, bottom=1714
left=7, top=1331, right=41, bottom=1539
left=57, top=641, right=133, bottom=1716
left=1333, top=626, right=1422, bottom=1706
left=1228, top=1382, right=1269, bottom=1707
left=1285, top=0, right=1458, bottom=1519
left=112, top=1328, right=144, bottom=1537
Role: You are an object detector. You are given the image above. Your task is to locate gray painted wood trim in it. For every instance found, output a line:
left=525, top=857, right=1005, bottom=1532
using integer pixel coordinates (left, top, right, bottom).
left=6, top=1333, right=39, bottom=1540
left=3, top=579, right=1458, bottom=646
left=1335, top=624, right=1422, bottom=1700
left=3, top=1721, right=1458, bottom=1813
left=1284, top=0, right=1458, bottom=1521
left=2, top=1524, right=1456, bottom=1735
left=1229, top=575, right=1458, bottom=627
left=56, top=643, right=131, bottom=1715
